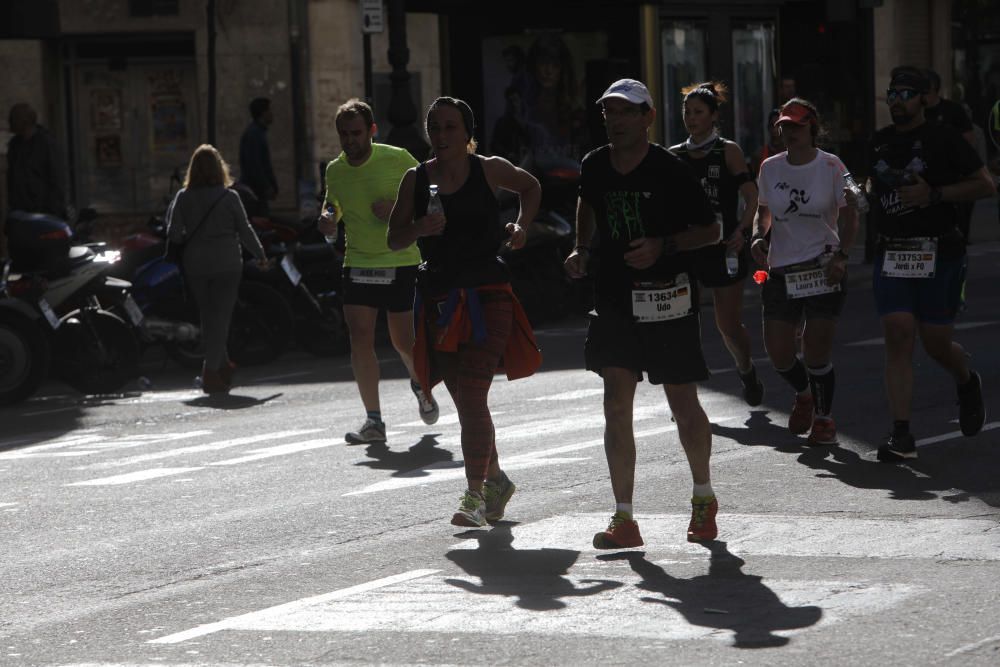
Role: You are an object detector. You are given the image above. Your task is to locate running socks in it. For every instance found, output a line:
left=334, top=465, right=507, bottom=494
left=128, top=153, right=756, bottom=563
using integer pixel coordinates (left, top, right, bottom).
left=776, top=358, right=810, bottom=394
left=693, top=482, right=714, bottom=498
left=616, top=502, right=633, bottom=516
left=807, top=363, right=835, bottom=417
left=366, top=410, right=383, bottom=424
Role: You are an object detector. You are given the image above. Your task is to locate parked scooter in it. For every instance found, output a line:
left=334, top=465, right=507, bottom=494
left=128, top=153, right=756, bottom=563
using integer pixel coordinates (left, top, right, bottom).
left=0, top=260, right=52, bottom=405
left=5, top=210, right=142, bottom=394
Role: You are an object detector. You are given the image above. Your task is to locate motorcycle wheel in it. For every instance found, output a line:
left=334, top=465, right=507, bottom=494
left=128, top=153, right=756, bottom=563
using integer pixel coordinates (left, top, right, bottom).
left=228, top=281, right=294, bottom=366
left=54, top=309, right=140, bottom=394
left=0, top=309, right=51, bottom=405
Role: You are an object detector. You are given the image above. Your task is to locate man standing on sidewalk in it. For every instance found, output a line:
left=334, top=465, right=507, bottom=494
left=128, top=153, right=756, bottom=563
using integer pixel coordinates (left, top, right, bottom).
left=863, top=67, right=995, bottom=462
left=239, top=98, right=279, bottom=211
left=564, top=79, right=720, bottom=548
left=319, top=99, right=438, bottom=444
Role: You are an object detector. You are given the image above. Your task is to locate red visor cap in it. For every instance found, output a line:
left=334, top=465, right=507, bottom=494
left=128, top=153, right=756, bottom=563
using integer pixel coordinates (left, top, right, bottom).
left=774, top=103, right=816, bottom=127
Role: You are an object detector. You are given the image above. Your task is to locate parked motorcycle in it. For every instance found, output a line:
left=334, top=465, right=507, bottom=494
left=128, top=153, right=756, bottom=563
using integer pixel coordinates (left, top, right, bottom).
left=5, top=210, right=142, bottom=394
left=0, top=260, right=52, bottom=405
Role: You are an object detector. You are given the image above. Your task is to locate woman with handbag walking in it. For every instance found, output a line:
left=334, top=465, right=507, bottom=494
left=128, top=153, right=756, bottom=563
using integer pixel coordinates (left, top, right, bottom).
left=166, top=144, right=267, bottom=394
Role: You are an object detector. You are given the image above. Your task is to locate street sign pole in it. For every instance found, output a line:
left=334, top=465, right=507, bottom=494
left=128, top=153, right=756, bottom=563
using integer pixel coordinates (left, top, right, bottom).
left=360, top=0, right=384, bottom=106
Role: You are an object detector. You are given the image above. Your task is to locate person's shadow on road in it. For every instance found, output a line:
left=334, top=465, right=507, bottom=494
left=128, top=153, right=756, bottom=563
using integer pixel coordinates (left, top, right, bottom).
left=796, top=442, right=1000, bottom=507
left=712, top=410, right=804, bottom=453
left=183, top=392, right=283, bottom=409
left=356, top=435, right=456, bottom=477
left=600, top=542, right=822, bottom=648
left=445, top=524, right=622, bottom=610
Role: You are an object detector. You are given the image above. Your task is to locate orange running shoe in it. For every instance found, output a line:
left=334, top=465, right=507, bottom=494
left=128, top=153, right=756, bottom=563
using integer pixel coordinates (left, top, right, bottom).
left=687, top=496, right=719, bottom=542
left=593, top=511, right=643, bottom=549
left=788, top=393, right=815, bottom=435
left=807, top=416, right=838, bottom=445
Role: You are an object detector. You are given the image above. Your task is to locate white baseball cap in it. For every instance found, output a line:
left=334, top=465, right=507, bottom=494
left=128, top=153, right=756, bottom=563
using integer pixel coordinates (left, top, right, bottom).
left=597, top=78, right=654, bottom=107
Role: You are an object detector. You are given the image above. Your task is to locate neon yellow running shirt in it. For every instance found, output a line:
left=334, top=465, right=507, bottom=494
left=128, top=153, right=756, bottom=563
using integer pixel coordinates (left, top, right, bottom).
left=324, top=143, right=420, bottom=268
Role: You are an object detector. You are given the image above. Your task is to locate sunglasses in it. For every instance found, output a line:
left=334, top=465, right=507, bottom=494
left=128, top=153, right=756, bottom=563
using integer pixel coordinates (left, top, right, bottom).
left=886, top=88, right=921, bottom=103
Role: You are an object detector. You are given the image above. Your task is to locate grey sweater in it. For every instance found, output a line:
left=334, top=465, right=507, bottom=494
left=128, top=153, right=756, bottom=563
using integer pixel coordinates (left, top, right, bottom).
left=166, top=185, right=265, bottom=276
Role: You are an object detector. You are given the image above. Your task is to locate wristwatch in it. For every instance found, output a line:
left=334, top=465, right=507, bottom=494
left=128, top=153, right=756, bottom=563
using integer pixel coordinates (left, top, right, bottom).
left=929, top=188, right=943, bottom=205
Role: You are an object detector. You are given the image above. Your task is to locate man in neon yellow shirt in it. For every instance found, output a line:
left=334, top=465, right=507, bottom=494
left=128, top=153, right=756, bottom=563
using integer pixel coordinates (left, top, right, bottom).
left=319, top=98, right=438, bottom=444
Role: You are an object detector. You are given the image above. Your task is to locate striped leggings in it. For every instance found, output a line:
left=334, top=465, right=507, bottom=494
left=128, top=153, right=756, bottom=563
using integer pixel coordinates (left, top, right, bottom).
left=430, top=294, right=513, bottom=484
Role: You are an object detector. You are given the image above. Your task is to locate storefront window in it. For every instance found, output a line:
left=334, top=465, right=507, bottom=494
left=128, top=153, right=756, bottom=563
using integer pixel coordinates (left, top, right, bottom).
left=731, top=23, right=775, bottom=165
left=660, top=22, right=707, bottom=146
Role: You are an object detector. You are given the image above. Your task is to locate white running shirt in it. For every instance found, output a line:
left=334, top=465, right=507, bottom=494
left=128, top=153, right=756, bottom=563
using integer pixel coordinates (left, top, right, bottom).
left=757, top=149, right=847, bottom=268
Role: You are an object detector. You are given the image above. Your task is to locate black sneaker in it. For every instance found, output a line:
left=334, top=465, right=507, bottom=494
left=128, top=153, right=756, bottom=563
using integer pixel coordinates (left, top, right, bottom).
left=957, top=370, right=985, bottom=437
left=877, top=432, right=917, bottom=463
left=739, top=365, right=765, bottom=407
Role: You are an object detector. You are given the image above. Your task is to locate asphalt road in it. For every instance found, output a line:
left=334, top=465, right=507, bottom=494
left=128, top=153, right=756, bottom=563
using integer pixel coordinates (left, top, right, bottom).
left=1, top=241, right=999, bottom=666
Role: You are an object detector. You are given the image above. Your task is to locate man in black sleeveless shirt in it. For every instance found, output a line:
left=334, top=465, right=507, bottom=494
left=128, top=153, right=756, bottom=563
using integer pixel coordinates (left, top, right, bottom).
left=564, top=79, right=720, bottom=548
left=864, top=66, right=995, bottom=462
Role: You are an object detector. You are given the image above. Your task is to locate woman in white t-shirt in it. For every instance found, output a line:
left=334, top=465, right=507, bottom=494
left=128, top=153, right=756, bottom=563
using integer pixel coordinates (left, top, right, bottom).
left=750, top=98, right=859, bottom=446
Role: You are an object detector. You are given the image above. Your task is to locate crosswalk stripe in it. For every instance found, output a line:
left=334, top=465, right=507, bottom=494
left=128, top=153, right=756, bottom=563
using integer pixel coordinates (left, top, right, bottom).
left=208, top=439, right=339, bottom=466
left=67, top=468, right=205, bottom=486
left=0, top=431, right=213, bottom=461
left=149, top=569, right=440, bottom=644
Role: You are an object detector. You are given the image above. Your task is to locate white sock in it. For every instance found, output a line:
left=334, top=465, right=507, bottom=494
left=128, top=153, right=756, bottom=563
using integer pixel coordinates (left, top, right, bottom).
left=693, top=482, right=714, bottom=498
left=616, top=502, right=633, bottom=516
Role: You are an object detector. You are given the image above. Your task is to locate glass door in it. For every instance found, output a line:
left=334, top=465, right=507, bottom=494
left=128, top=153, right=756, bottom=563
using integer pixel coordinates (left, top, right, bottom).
left=731, top=22, right=775, bottom=164
left=660, top=21, right=707, bottom=147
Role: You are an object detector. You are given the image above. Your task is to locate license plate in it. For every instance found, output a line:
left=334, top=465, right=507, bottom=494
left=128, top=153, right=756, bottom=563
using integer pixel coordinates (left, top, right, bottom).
left=123, top=294, right=145, bottom=325
left=280, top=255, right=303, bottom=286
left=38, top=298, right=61, bottom=329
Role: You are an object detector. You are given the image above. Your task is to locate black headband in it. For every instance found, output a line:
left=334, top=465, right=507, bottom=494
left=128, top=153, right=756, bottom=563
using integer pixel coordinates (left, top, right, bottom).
left=889, top=68, right=929, bottom=93
left=430, top=97, right=476, bottom=140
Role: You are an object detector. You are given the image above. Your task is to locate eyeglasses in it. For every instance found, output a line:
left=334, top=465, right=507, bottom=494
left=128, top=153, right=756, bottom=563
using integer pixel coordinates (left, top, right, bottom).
left=602, top=106, right=645, bottom=118
left=886, top=88, right=921, bottom=103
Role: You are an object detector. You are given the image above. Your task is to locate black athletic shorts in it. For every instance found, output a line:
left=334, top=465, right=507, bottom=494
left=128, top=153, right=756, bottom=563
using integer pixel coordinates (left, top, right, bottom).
left=585, top=309, right=709, bottom=385
left=341, top=264, right=417, bottom=312
left=761, top=269, right=847, bottom=322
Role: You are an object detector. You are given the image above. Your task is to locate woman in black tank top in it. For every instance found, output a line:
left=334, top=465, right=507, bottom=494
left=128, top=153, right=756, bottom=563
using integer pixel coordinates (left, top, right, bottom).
left=388, top=97, right=542, bottom=528
left=669, top=81, right=765, bottom=406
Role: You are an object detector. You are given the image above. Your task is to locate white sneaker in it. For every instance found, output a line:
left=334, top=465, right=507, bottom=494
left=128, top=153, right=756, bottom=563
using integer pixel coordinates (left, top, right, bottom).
left=450, top=490, right=487, bottom=527
left=345, top=418, right=386, bottom=444
left=411, top=380, right=439, bottom=425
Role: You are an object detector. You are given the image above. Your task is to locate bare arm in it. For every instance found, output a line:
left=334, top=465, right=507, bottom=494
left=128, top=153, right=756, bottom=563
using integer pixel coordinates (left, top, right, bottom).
left=898, top=167, right=997, bottom=208
left=725, top=141, right=758, bottom=252
left=483, top=156, right=541, bottom=250
left=387, top=167, right=446, bottom=250
left=564, top=197, right=595, bottom=279
left=750, top=204, right=772, bottom=266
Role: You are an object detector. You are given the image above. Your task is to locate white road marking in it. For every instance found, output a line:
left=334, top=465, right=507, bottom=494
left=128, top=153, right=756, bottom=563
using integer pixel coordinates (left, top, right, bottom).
left=945, top=633, right=1000, bottom=657
left=0, top=502, right=18, bottom=508
left=846, top=320, right=998, bottom=346
left=208, top=439, right=340, bottom=466
left=343, top=419, right=740, bottom=497
left=149, top=569, right=440, bottom=644
left=77, top=430, right=323, bottom=470
left=0, top=433, right=105, bottom=459
left=23, top=406, right=79, bottom=416
left=529, top=388, right=604, bottom=401
left=67, top=467, right=205, bottom=487
left=396, top=411, right=503, bottom=428
left=917, top=421, right=1000, bottom=446
left=478, top=513, right=1000, bottom=560
left=0, top=431, right=213, bottom=461
left=252, top=371, right=316, bottom=383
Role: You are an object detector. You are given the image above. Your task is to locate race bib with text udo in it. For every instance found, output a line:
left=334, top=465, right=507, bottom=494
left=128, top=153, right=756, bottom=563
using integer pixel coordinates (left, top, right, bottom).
left=632, top=273, right=694, bottom=322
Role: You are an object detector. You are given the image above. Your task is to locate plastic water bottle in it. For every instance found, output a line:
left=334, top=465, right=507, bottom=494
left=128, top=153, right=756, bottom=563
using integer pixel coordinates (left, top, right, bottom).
left=323, top=204, right=337, bottom=244
left=427, top=184, right=444, bottom=216
left=725, top=249, right=739, bottom=277
left=843, top=173, right=869, bottom=213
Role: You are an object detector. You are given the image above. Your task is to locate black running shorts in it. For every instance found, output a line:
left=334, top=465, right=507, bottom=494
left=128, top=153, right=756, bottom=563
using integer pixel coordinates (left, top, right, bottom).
left=585, top=309, right=709, bottom=385
left=760, top=270, right=847, bottom=322
left=341, top=264, right=418, bottom=313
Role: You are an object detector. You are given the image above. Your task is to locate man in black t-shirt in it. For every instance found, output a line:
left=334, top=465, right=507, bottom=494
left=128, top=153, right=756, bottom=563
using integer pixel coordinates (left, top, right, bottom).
left=564, top=78, right=720, bottom=549
left=863, top=66, right=996, bottom=463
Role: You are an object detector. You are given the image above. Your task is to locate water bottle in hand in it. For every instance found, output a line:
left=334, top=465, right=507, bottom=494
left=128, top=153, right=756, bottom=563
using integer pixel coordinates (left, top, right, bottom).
left=427, top=184, right=444, bottom=217
left=323, top=204, right=337, bottom=244
left=844, top=173, right=869, bottom=213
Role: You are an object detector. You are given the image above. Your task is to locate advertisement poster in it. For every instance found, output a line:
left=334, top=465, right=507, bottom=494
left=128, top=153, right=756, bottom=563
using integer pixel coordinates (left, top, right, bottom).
left=90, top=89, right=122, bottom=131
left=151, top=96, right=187, bottom=153
left=481, top=31, right=607, bottom=173
left=95, top=135, right=123, bottom=166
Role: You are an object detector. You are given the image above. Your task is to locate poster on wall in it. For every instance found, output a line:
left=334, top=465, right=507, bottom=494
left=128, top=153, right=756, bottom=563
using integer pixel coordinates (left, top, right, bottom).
left=95, top=135, right=123, bottom=166
left=151, top=96, right=188, bottom=153
left=90, top=89, right=123, bottom=131
left=481, top=31, right=607, bottom=175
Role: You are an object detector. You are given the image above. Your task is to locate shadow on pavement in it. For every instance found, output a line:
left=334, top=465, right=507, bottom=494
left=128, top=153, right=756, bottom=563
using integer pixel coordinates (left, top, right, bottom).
left=183, top=392, right=283, bottom=409
left=797, top=442, right=1000, bottom=507
left=356, top=434, right=456, bottom=476
left=600, top=542, right=822, bottom=649
left=445, top=523, right=622, bottom=611
left=711, top=410, right=805, bottom=453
